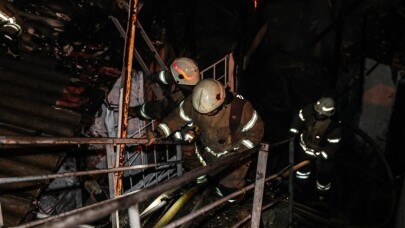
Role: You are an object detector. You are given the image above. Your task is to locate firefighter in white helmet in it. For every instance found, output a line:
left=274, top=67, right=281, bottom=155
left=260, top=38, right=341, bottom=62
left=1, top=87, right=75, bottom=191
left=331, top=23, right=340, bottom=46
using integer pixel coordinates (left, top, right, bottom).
left=289, top=97, right=342, bottom=203
left=148, top=78, right=264, bottom=201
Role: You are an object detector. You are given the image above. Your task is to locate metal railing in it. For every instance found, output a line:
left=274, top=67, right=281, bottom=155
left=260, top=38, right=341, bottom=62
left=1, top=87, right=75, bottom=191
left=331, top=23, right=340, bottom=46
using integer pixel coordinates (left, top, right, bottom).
left=200, top=53, right=232, bottom=89
left=0, top=136, right=297, bottom=228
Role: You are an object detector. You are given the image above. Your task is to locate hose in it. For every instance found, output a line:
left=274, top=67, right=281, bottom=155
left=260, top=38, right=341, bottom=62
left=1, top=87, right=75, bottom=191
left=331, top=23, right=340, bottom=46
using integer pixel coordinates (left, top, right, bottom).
left=153, top=185, right=200, bottom=228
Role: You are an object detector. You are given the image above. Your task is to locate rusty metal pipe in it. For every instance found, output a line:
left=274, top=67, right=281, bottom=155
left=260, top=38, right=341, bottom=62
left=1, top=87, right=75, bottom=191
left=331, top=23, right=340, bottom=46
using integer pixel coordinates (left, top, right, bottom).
left=0, top=136, right=182, bottom=145
left=0, top=94, right=81, bottom=126
left=0, top=161, right=181, bottom=185
left=117, top=0, right=139, bottom=195
left=0, top=107, right=76, bottom=136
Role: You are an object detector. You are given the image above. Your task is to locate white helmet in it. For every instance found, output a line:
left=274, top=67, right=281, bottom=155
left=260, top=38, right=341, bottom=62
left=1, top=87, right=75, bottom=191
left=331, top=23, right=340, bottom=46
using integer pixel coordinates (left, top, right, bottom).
left=314, top=97, right=335, bottom=117
left=170, top=57, right=200, bottom=85
left=192, top=79, right=225, bottom=114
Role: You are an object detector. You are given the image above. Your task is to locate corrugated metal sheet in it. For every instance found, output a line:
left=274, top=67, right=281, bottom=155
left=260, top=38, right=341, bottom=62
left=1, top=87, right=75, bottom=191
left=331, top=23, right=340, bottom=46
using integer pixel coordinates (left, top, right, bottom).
left=0, top=127, right=63, bottom=226
left=0, top=1, right=126, bottom=226
left=0, top=7, right=121, bottom=226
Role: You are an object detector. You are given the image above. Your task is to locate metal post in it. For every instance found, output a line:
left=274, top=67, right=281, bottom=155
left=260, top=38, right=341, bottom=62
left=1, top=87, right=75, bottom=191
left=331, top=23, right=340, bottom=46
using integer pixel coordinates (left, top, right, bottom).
left=288, top=139, right=295, bottom=227
left=251, top=143, right=269, bottom=228
left=116, top=0, right=139, bottom=196
left=0, top=136, right=182, bottom=145
left=128, top=204, right=141, bottom=227
left=176, top=145, right=183, bottom=176
left=107, top=144, right=119, bottom=228
left=0, top=202, right=3, bottom=228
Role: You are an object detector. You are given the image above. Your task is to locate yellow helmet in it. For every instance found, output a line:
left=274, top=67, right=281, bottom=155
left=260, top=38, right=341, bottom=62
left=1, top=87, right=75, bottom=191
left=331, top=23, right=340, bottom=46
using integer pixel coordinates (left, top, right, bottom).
left=192, top=79, right=225, bottom=113
left=170, top=57, right=200, bottom=85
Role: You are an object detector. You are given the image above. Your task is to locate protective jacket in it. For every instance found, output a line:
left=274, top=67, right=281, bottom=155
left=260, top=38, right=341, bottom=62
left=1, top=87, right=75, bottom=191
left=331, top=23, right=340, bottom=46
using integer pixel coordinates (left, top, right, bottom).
left=289, top=103, right=342, bottom=194
left=157, top=93, right=264, bottom=156
left=156, top=92, right=264, bottom=189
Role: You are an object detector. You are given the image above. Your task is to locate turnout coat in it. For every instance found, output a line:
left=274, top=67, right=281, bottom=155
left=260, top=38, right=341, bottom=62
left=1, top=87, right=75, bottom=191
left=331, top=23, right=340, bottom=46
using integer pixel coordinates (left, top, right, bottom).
left=156, top=92, right=264, bottom=189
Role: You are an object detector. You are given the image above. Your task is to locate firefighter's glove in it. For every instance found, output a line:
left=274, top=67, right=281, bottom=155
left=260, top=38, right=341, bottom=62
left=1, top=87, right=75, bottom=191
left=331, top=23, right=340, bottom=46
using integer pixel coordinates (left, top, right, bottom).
left=184, top=130, right=196, bottom=143
left=146, top=130, right=162, bottom=145
left=184, top=125, right=200, bottom=142
left=128, top=106, right=140, bottom=118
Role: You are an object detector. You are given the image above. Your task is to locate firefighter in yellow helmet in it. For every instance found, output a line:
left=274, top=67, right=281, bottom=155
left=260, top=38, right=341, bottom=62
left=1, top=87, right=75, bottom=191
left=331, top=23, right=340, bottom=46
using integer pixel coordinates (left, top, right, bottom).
left=148, top=78, right=265, bottom=200
left=289, top=97, right=342, bottom=203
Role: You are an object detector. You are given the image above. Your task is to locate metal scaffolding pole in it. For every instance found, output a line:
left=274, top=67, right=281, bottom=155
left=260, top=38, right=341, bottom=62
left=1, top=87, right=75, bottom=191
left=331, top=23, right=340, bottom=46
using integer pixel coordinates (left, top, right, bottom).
left=0, top=161, right=180, bottom=184
left=0, top=202, right=3, bottom=228
left=106, top=144, right=119, bottom=228
left=116, top=0, right=139, bottom=197
left=251, top=143, right=269, bottom=228
left=0, top=136, right=180, bottom=145
left=288, top=139, right=295, bottom=227
left=128, top=204, right=141, bottom=227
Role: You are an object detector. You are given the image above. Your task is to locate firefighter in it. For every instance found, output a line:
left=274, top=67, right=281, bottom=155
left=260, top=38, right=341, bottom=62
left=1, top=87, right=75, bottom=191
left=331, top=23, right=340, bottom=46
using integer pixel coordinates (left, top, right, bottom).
left=128, top=57, right=200, bottom=123
left=129, top=57, right=202, bottom=171
left=289, top=97, right=342, bottom=202
left=0, top=5, right=21, bottom=53
left=148, top=78, right=265, bottom=199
